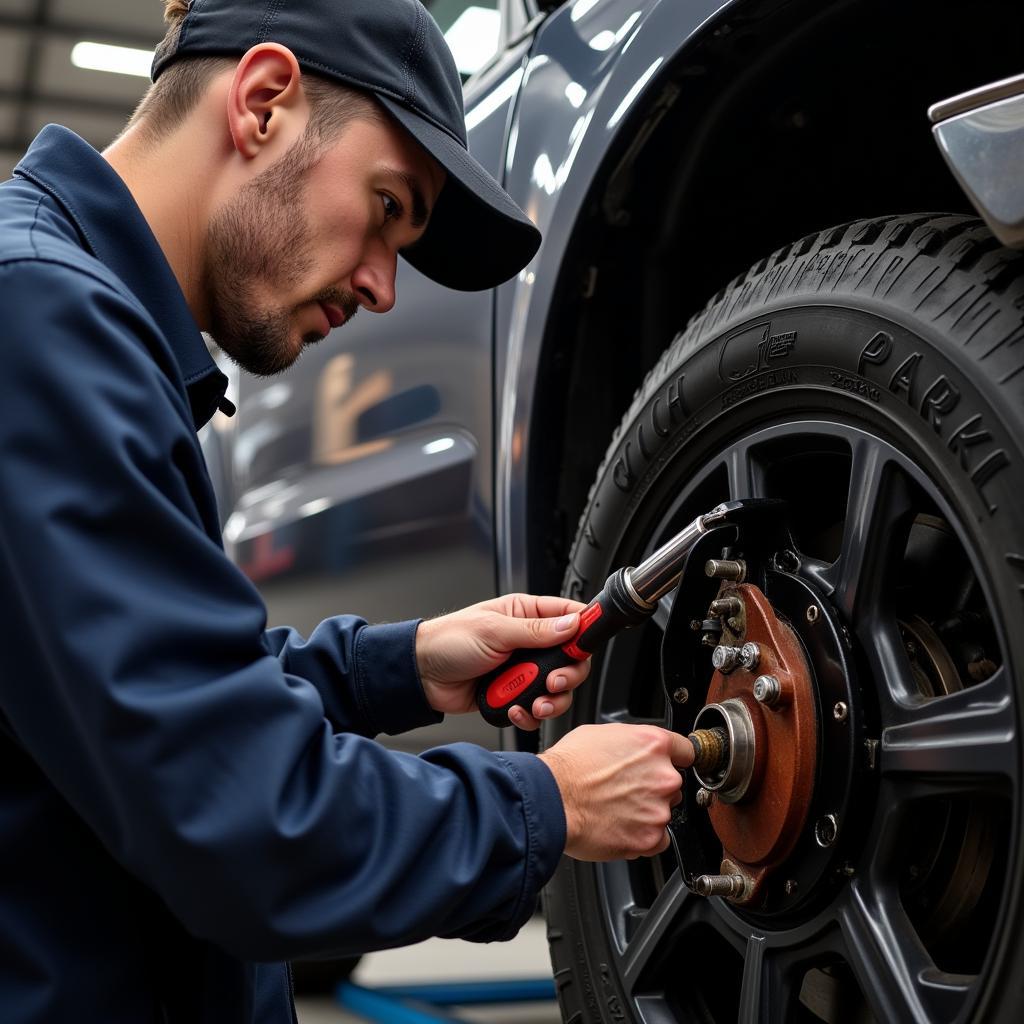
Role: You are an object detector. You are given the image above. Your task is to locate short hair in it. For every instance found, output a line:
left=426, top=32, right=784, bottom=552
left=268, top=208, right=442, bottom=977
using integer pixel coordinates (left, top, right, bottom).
left=126, top=0, right=383, bottom=145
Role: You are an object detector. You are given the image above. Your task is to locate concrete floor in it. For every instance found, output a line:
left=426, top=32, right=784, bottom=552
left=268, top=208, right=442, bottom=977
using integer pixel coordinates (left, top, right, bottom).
left=295, top=916, right=561, bottom=1024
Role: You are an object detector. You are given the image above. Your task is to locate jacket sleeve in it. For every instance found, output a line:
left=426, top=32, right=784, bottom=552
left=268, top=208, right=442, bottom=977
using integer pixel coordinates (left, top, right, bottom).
left=0, top=259, right=565, bottom=961
left=262, top=619, right=444, bottom=737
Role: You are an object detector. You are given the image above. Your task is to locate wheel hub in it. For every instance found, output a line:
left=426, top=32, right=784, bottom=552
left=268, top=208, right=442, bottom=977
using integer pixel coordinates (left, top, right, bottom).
left=664, top=540, right=864, bottom=915
left=694, top=582, right=819, bottom=904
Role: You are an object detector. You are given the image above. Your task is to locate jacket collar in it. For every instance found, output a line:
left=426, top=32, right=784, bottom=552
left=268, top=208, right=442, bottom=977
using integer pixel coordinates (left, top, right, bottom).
left=14, top=125, right=233, bottom=428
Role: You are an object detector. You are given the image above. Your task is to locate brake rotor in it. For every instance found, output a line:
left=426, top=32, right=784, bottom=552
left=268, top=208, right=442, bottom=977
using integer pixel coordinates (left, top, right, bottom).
left=696, top=582, right=819, bottom=902
left=899, top=614, right=996, bottom=940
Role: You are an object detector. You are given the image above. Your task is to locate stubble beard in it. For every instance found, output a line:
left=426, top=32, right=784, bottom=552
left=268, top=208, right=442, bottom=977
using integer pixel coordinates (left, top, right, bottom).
left=204, top=137, right=358, bottom=377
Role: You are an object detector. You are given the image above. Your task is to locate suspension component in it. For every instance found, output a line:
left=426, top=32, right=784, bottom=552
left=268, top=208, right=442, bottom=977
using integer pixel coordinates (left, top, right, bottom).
left=688, top=726, right=729, bottom=776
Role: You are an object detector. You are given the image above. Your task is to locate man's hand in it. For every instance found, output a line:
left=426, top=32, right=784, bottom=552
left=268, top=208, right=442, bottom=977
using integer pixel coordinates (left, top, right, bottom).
left=416, top=594, right=592, bottom=729
left=539, top=724, right=695, bottom=861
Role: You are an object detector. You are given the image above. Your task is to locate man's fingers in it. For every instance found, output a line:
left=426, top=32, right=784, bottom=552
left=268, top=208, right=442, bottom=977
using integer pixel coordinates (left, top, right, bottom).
left=644, top=831, right=672, bottom=858
left=670, top=732, right=695, bottom=769
left=546, top=661, right=590, bottom=695
left=530, top=595, right=588, bottom=619
left=508, top=706, right=540, bottom=731
left=531, top=692, right=573, bottom=721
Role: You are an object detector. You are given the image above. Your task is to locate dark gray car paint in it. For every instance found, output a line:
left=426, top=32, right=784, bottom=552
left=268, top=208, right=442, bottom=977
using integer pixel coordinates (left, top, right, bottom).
left=491, top=0, right=731, bottom=593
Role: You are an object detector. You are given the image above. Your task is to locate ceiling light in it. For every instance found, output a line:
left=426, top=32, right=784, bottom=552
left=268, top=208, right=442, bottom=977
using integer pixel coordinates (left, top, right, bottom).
left=71, top=41, right=154, bottom=79
left=444, top=7, right=501, bottom=76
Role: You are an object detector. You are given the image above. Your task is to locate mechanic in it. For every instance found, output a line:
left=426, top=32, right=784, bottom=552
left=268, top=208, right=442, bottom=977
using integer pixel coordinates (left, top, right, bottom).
left=0, top=0, right=694, bottom=1020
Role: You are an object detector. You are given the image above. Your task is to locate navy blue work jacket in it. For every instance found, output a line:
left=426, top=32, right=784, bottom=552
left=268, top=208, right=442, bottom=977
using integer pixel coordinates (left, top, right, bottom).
left=0, top=126, right=565, bottom=1024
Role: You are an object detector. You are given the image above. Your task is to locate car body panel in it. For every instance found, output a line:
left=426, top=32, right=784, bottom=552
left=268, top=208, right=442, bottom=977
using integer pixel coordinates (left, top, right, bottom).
left=492, top=0, right=735, bottom=592
left=931, top=71, right=1024, bottom=249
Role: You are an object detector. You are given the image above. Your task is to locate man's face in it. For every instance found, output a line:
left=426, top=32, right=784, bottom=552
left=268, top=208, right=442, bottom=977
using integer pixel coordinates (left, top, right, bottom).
left=204, top=114, right=444, bottom=377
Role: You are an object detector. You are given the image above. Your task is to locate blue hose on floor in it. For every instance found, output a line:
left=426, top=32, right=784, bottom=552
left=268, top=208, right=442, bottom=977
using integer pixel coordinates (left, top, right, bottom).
left=336, top=978, right=557, bottom=1023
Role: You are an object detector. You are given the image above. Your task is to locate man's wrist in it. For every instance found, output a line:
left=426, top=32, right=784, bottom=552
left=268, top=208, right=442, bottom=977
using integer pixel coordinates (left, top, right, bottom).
left=538, top=748, right=579, bottom=856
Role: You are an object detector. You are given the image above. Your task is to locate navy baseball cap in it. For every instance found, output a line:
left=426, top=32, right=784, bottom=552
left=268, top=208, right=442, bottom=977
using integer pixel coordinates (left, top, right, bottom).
left=152, top=0, right=541, bottom=291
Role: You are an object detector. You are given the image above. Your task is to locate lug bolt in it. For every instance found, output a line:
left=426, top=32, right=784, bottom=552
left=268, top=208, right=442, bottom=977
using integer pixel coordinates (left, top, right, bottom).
left=739, top=642, right=761, bottom=671
left=705, top=558, right=746, bottom=582
left=775, top=549, right=800, bottom=572
left=815, top=813, right=838, bottom=848
left=689, top=619, right=702, bottom=631
left=672, top=687, right=689, bottom=705
left=833, top=701, right=849, bottom=722
left=695, top=787, right=713, bottom=809
left=693, top=874, right=746, bottom=898
left=753, top=675, right=781, bottom=706
left=806, top=605, right=820, bottom=624
left=712, top=645, right=742, bottom=673
left=784, top=879, right=798, bottom=896
left=710, top=596, right=743, bottom=618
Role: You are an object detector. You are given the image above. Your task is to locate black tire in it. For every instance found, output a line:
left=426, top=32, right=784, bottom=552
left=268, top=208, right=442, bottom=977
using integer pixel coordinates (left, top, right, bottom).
left=543, top=214, right=1024, bottom=1024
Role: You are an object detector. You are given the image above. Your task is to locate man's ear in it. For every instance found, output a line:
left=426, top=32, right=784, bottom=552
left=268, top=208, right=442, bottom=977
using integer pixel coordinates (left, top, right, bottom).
left=226, top=43, right=307, bottom=160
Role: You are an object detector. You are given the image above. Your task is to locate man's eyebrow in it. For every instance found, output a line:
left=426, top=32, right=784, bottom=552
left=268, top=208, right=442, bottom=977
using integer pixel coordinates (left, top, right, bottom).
left=384, top=168, right=430, bottom=229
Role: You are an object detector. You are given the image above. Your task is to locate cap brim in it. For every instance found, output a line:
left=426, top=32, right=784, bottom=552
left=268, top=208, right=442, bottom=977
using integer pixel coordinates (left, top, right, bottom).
left=377, top=96, right=541, bottom=292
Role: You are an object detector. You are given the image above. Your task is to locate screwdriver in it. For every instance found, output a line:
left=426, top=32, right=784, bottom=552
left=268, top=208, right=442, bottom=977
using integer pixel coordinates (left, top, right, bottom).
left=475, top=500, right=764, bottom=726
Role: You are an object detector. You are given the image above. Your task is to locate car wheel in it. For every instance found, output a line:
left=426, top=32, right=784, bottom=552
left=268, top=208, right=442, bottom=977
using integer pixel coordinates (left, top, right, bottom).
left=542, top=214, right=1024, bottom=1023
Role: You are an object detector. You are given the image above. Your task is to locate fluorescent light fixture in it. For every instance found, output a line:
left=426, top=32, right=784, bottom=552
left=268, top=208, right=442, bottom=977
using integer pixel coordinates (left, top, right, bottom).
left=71, top=41, right=154, bottom=78
left=444, top=6, right=501, bottom=76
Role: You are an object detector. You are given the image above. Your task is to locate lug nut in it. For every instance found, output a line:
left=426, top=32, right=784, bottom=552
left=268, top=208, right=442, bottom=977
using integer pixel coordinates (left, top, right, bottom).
left=705, top=558, right=746, bottom=582
left=710, top=596, right=743, bottom=618
left=712, top=645, right=742, bottom=673
left=806, top=605, right=820, bottom=624
left=774, top=549, right=800, bottom=572
left=833, top=701, right=848, bottom=722
left=693, top=873, right=746, bottom=898
left=672, top=687, right=689, bottom=705
left=739, top=642, right=761, bottom=671
left=753, top=674, right=781, bottom=706
left=695, top=787, right=713, bottom=808
left=815, top=813, right=838, bottom=848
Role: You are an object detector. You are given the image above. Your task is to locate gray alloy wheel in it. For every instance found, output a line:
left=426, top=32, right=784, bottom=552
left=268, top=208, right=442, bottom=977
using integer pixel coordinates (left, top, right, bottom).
left=542, top=215, right=1024, bottom=1024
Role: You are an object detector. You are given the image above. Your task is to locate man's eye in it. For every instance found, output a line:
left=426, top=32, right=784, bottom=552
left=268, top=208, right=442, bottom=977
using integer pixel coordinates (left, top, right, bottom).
left=381, top=193, right=402, bottom=222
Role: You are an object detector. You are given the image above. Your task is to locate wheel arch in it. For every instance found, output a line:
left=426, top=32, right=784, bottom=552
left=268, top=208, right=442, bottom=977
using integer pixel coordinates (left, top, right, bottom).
left=500, top=0, right=1024, bottom=596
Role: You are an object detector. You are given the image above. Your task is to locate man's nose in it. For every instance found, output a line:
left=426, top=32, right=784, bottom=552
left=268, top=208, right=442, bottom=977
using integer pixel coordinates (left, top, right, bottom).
left=351, top=245, right=397, bottom=314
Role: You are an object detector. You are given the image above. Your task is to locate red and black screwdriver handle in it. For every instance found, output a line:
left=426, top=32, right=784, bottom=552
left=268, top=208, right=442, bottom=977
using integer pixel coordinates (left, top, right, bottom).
left=475, top=568, right=653, bottom=727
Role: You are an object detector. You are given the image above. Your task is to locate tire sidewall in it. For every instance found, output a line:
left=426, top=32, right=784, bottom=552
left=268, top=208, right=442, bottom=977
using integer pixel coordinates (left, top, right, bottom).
left=545, top=295, right=1024, bottom=1023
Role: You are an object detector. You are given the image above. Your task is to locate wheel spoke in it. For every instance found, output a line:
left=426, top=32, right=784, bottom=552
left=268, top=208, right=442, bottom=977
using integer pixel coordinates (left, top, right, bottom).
left=862, top=615, right=923, bottom=712
left=726, top=442, right=761, bottom=500
left=737, top=935, right=798, bottom=1024
left=839, top=881, right=973, bottom=1023
left=881, top=669, right=1016, bottom=792
left=620, top=870, right=695, bottom=991
left=823, top=438, right=915, bottom=626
